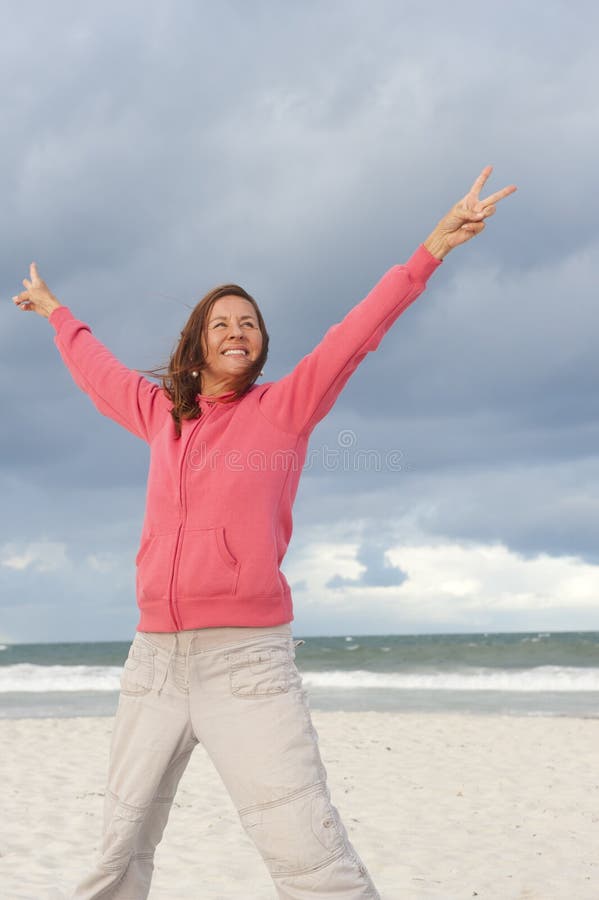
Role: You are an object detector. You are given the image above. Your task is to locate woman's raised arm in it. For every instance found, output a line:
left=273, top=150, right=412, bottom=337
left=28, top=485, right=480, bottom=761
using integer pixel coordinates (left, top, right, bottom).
left=259, top=166, right=516, bottom=436
left=12, top=264, right=171, bottom=442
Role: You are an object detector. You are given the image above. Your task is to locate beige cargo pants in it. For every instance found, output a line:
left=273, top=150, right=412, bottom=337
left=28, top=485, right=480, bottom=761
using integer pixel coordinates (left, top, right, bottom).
left=72, top=624, right=380, bottom=899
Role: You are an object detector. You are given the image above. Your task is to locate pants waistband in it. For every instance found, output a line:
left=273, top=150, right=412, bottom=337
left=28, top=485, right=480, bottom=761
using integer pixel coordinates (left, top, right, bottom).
left=138, top=623, right=293, bottom=654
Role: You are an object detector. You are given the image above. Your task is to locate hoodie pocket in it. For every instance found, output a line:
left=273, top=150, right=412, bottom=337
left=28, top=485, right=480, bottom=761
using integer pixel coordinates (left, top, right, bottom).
left=177, top=526, right=240, bottom=599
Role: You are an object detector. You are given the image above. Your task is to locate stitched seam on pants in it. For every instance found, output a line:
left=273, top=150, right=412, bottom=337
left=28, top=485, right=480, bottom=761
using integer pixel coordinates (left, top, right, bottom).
left=238, top=780, right=325, bottom=817
left=87, top=866, right=130, bottom=897
left=341, top=829, right=380, bottom=896
left=106, top=789, right=150, bottom=815
left=271, top=846, right=347, bottom=878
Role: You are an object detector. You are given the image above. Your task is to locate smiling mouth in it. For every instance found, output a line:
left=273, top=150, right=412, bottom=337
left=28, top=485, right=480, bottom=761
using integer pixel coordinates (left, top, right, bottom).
left=222, top=349, right=248, bottom=357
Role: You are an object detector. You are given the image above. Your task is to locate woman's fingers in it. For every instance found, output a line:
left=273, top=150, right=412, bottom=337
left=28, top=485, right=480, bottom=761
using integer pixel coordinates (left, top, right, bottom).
left=13, top=292, right=32, bottom=310
left=426, top=167, right=515, bottom=257
left=29, top=262, right=45, bottom=285
left=468, top=165, right=493, bottom=199
left=481, top=184, right=517, bottom=207
left=454, top=203, right=484, bottom=220
left=462, top=221, right=486, bottom=235
left=466, top=168, right=516, bottom=210
left=479, top=204, right=497, bottom=219
left=16, top=265, right=42, bottom=303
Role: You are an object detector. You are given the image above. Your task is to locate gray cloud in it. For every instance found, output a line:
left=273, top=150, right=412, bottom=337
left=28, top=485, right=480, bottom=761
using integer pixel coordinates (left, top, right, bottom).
left=326, top=537, right=407, bottom=589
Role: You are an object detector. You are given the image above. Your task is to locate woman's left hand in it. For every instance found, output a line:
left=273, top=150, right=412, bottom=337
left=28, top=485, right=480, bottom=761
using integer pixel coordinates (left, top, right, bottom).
left=12, top=263, right=62, bottom=318
left=424, top=166, right=516, bottom=260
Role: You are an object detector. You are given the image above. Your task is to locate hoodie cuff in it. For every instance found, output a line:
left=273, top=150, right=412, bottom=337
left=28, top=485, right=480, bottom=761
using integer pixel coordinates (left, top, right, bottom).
left=49, top=306, right=75, bottom=332
left=405, top=244, right=443, bottom=285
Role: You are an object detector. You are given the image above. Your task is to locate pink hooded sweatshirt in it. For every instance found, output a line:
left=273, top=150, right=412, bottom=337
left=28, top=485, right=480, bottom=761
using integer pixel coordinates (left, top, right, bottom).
left=50, top=245, right=440, bottom=631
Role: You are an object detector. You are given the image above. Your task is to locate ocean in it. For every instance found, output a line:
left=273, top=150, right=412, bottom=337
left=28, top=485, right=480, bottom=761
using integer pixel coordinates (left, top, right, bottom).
left=1, top=631, right=598, bottom=719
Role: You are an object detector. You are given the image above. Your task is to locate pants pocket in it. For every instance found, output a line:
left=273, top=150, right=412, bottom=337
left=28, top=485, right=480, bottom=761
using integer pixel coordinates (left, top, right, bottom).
left=228, top=642, right=291, bottom=697
left=240, top=786, right=345, bottom=877
left=120, top=638, right=156, bottom=696
left=310, top=790, right=344, bottom=853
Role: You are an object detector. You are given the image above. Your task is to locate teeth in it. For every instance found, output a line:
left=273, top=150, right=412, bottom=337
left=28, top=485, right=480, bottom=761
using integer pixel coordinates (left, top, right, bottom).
left=223, top=349, right=247, bottom=356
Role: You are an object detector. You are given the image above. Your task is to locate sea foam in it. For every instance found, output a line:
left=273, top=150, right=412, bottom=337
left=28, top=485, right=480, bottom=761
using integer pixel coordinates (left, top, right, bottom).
left=0, top=664, right=122, bottom=693
left=303, top=666, right=599, bottom=692
left=2, top=663, right=599, bottom=694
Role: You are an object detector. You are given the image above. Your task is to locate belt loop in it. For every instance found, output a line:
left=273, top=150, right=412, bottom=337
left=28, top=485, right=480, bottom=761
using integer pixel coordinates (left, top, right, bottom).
left=184, top=634, right=195, bottom=690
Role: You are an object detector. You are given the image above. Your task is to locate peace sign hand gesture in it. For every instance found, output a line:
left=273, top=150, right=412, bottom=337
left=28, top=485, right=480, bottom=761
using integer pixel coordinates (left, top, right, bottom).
left=12, top=263, right=62, bottom=319
left=424, top=166, right=517, bottom=260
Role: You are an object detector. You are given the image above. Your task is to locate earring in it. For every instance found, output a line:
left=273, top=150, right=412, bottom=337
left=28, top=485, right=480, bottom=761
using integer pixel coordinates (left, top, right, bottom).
left=191, top=370, right=199, bottom=378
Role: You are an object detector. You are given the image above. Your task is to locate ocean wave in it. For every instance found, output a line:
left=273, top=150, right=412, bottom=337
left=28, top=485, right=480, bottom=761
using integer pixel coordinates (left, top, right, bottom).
left=2, top=663, right=599, bottom=694
left=302, top=666, right=599, bottom=693
left=0, top=664, right=122, bottom=692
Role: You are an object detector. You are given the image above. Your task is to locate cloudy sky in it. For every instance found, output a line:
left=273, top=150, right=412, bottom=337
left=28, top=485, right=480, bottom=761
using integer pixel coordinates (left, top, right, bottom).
left=1, top=0, right=598, bottom=642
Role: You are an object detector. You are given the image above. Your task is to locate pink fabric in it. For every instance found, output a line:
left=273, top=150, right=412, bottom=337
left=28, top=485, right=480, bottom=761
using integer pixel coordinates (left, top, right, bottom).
left=50, top=245, right=441, bottom=631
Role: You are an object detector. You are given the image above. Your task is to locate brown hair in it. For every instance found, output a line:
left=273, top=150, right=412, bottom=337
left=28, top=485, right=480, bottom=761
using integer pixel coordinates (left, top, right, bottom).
left=142, top=284, right=269, bottom=439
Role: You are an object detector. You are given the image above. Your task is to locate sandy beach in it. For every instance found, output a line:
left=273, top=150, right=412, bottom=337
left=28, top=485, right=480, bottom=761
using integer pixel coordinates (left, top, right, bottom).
left=0, top=711, right=597, bottom=899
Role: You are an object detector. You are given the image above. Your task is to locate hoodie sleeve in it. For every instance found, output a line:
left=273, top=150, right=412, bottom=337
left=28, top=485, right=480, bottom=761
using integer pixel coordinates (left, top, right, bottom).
left=258, top=244, right=441, bottom=435
left=49, top=306, right=171, bottom=443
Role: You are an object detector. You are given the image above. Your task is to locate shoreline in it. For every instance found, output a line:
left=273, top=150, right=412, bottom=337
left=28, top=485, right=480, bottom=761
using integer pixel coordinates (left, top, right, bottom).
left=2, top=708, right=599, bottom=719
left=1, top=711, right=598, bottom=898
left=3, top=688, right=599, bottom=720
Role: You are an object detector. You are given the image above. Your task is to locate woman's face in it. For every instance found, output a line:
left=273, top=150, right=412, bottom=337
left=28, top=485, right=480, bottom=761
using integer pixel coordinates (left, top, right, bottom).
left=200, top=295, right=264, bottom=395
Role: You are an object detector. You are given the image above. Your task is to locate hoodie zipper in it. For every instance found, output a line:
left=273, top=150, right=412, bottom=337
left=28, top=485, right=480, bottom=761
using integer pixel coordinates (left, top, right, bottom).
left=167, top=404, right=216, bottom=630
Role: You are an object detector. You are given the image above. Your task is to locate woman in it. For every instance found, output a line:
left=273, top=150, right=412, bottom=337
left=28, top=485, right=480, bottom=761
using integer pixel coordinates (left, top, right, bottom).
left=13, top=166, right=515, bottom=900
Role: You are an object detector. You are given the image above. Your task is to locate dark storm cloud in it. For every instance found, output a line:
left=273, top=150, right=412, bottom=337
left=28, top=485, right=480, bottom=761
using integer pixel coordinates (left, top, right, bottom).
left=1, top=0, right=598, bottom=639
left=326, top=538, right=407, bottom=589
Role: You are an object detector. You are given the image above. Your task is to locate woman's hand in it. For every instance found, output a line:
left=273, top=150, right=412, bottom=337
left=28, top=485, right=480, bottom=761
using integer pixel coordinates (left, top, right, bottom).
left=424, top=166, right=516, bottom=260
left=12, top=263, right=62, bottom=319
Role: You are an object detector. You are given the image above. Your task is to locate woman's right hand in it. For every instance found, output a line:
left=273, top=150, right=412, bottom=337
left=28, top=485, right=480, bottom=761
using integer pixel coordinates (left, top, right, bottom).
left=13, top=263, right=62, bottom=319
